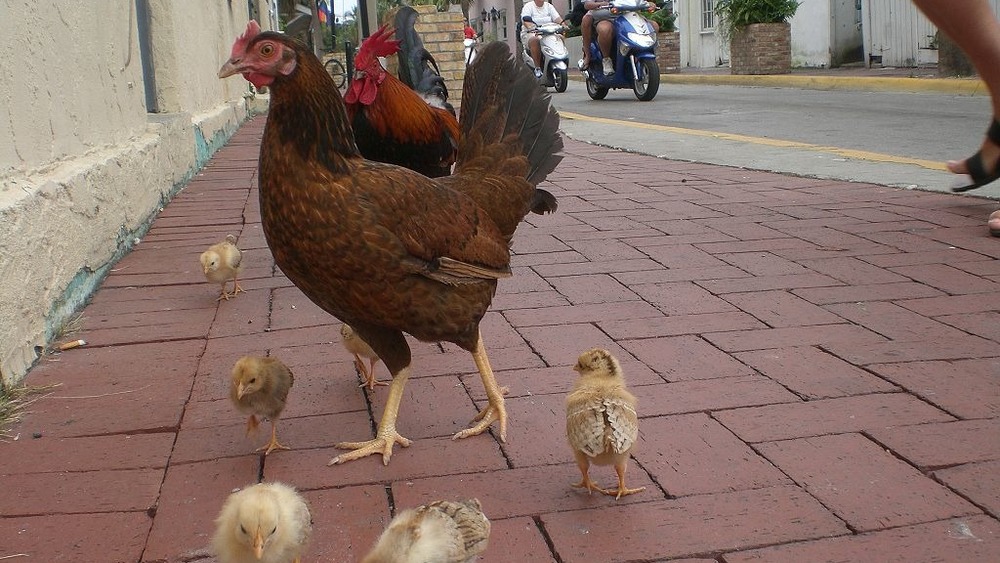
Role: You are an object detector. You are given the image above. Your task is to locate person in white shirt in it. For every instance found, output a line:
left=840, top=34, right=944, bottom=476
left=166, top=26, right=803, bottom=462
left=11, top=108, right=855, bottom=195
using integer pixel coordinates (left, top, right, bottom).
left=520, top=0, right=565, bottom=78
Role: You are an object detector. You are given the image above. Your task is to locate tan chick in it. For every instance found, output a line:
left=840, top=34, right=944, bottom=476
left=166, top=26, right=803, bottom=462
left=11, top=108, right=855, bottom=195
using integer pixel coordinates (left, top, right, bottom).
left=201, top=234, right=244, bottom=300
left=361, top=499, right=491, bottom=563
left=230, top=356, right=294, bottom=455
left=213, top=482, right=312, bottom=563
left=566, top=348, right=645, bottom=500
left=340, top=324, right=386, bottom=390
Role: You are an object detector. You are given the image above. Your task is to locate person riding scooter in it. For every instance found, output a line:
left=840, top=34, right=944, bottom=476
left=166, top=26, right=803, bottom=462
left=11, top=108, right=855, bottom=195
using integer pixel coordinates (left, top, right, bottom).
left=579, top=0, right=658, bottom=74
left=520, top=0, right=566, bottom=79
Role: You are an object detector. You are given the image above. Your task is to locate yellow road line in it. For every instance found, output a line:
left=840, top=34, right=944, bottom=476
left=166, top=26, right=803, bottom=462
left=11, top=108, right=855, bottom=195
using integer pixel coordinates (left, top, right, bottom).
left=559, top=111, right=948, bottom=171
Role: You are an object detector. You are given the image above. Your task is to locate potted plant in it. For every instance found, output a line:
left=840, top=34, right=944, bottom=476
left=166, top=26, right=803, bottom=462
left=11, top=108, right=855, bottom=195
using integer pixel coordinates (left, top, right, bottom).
left=715, top=0, right=799, bottom=75
left=648, top=6, right=679, bottom=73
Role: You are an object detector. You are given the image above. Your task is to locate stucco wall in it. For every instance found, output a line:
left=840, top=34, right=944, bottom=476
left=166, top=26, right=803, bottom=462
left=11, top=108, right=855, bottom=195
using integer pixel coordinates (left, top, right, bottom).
left=790, top=0, right=832, bottom=67
left=0, top=1, right=260, bottom=386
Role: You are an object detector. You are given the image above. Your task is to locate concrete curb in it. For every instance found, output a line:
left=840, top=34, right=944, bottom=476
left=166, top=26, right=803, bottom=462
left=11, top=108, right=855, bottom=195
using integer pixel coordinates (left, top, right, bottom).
left=659, top=73, right=989, bottom=96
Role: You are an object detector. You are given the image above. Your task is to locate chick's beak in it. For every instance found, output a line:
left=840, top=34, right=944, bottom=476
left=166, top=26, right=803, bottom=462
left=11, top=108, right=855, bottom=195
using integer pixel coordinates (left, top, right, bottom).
left=236, top=382, right=246, bottom=399
left=252, top=530, right=265, bottom=559
left=218, top=58, right=245, bottom=79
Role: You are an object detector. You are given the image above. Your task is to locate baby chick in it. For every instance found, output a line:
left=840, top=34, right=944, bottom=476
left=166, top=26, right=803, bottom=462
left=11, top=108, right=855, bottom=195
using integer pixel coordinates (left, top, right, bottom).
left=566, top=348, right=645, bottom=500
left=201, top=234, right=244, bottom=300
left=340, top=324, right=386, bottom=390
left=213, top=482, right=312, bottom=563
left=230, top=356, right=294, bottom=455
left=361, top=499, right=490, bottom=563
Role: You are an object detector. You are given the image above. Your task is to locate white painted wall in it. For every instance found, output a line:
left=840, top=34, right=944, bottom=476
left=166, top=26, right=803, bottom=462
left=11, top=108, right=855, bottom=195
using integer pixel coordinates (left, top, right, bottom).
left=0, top=1, right=264, bottom=385
left=790, top=0, right=832, bottom=67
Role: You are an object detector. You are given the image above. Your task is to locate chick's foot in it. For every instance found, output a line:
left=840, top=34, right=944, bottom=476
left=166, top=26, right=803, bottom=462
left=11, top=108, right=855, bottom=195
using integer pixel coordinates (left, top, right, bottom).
left=255, top=426, right=290, bottom=455
left=330, top=430, right=412, bottom=465
left=571, top=475, right=609, bottom=496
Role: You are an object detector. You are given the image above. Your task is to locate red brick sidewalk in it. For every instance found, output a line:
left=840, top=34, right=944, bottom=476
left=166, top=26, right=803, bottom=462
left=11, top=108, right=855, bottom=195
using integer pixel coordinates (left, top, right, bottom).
left=2, top=116, right=998, bottom=562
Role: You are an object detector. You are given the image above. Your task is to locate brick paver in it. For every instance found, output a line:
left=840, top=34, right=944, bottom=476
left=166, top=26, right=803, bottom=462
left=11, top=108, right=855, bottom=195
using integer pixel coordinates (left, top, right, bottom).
left=2, top=119, right=997, bottom=562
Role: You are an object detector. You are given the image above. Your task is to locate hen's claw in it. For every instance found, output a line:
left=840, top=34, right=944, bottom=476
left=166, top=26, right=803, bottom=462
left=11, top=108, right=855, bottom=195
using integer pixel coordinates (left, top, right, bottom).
left=454, top=394, right=507, bottom=442
left=329, top=431, right=412, bottom=465
left=571, top=476, right=609, bottom=496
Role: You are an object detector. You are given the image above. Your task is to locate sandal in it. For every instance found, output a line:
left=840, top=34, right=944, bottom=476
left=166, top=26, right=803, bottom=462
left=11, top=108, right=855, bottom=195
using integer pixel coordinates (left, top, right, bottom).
left=951, top=118, right=1000, bottom=193
left=989, top=210, right=1000, bottom=237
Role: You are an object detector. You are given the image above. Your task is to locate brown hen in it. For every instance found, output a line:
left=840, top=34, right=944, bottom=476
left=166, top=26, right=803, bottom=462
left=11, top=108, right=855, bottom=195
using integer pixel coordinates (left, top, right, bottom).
left=219, top=21, right=561, bottom=465
left=361, top=498, right=490, bottom=562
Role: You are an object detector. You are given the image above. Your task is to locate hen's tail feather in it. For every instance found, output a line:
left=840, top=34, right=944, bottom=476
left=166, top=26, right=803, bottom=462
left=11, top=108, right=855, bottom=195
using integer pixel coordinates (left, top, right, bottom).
left=457, top=41, right=563, bottom=185
left=394, top=6, right=452, bottom=112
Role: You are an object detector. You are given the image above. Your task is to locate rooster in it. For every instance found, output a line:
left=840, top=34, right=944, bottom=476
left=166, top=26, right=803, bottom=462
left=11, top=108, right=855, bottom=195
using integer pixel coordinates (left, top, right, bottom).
left=344, top=12, right=460, bottom=178
left=219, top=21, right=560, bottom=466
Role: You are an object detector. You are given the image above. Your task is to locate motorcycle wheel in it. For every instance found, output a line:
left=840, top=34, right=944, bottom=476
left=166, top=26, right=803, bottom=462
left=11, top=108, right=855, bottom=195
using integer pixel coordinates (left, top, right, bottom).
left=586, top=77, right=608, bottom=100
left=632, top=58, right=660, bottom=101
left=553, top=68, right=568, bottom=93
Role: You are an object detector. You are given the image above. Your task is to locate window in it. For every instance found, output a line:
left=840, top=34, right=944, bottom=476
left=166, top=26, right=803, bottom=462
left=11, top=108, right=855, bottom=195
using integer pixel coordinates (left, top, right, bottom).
left=701, top=0, right=715, bottom=31
left=500, top=9, right=508, bottom=39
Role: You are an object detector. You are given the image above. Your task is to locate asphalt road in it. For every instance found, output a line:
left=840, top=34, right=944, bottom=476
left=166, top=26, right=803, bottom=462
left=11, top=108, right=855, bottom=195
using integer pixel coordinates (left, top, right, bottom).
left=550, top=81, right=999, bottom=199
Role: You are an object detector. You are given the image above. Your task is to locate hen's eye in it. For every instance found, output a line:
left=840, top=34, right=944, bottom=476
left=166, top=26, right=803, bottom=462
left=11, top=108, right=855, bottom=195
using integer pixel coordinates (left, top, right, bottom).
left=269, top=526, right=277, bottom=535
left=249, top=377, right=256, bottom=384
left=240, top=525, right=248, bottom=535
left=260, top=43, right=274, bottom=56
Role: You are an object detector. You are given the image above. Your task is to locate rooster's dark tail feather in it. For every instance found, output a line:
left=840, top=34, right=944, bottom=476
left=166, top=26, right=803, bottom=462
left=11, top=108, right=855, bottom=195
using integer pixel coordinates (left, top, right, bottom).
left=457, top=41, right=563, bottom=187
left=394, top=6, right=453, bottom=113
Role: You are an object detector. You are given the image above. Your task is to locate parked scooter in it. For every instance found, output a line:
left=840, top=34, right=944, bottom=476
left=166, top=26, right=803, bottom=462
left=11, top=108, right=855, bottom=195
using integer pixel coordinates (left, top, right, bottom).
left=581, top=0, right=659, bottom=101
left=521, top=21, right=570, bottom=92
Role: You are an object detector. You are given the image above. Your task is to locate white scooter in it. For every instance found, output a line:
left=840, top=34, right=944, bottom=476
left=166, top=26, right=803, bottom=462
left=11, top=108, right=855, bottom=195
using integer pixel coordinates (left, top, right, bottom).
left=521, top=22, right=570, bottom=92
left=463, top=37, right=478, bottom=65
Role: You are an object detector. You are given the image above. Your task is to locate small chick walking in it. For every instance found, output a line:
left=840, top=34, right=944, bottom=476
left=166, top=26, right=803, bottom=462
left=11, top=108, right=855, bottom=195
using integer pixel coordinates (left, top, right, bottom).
left=566, top=348, right=645, bottom=499
left=230, top=356, right=294, bottom=455
left=340, top=324, right=386, bottom=390
left=361, top=498, right=491, bottom=562
left=213, top=482, right=312, bottom=563
left=201, top=234, right=244, bottom=300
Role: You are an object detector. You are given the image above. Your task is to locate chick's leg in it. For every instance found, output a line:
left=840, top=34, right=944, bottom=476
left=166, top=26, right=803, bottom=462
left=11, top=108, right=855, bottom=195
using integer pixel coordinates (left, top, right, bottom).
left=606, top=459, right=645, bottom=500
left=453, top=332, right=507, bottom=442
left=330, top=367, right=412, bottom=465
left=245, top=414, right=260, bottom=436
left=571, top=450, right=608, bottom=495
left=255, top=419, right=290, bottom=455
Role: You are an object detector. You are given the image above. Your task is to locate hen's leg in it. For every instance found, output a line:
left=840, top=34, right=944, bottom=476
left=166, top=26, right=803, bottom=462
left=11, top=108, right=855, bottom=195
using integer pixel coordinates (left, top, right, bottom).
left=570, top=450, right=606, bottom=494
left=606, top=459, right=645, bottom=499
left=255, top=420, right=290, bottom=455
left=217, top=282, right=233, bottom=301
left=329, top=367, right=412, bottom=465
left=453, top=332, right=507, bottom=442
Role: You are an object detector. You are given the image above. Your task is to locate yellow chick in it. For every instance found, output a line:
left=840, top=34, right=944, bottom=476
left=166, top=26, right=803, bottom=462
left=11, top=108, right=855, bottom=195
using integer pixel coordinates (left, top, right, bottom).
left=212, top=482, right=312, bottom=563
left=201, top=234, right=244, bottom=300
left=230, top=356, right=294, bottom=455
left=361, top=499, right=491, bottom=563
left=340, top=324, right=386, bottom=390
left=566, top=348, right=645, bottom=500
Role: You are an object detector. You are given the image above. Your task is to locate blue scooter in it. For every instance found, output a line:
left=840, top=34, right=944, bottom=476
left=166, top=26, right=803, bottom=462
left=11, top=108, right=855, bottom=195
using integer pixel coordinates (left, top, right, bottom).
left=582, top=0, right=660, bottom=101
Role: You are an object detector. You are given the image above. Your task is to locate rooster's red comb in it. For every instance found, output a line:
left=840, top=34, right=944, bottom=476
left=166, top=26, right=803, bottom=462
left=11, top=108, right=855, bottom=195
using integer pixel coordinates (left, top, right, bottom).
left=358, top=24, right=401, bottom=60
left=231, top=20, right=262, bottom=58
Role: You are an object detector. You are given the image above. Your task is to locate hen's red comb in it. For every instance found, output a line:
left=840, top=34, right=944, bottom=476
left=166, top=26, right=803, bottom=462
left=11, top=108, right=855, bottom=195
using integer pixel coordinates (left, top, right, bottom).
left=231, top=20, right=262, bottom=58
left=358, top=24, right=401, bottom=60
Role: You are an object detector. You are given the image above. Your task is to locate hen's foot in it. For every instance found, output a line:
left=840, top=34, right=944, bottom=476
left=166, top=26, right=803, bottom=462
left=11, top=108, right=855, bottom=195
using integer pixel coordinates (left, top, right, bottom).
left=329, top=430, right=412, bottom=465
left=358, top=376, right=390, bottom=390
left=454, top=386, right=509, bottom=441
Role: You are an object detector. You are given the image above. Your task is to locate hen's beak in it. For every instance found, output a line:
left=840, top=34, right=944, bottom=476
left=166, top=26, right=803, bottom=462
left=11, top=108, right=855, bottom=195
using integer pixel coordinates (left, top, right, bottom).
left=236, top=382, right=246, bottom=399
left=252, top=530, right=265, bottom=559
left=218, top=58, right=244, bottom=79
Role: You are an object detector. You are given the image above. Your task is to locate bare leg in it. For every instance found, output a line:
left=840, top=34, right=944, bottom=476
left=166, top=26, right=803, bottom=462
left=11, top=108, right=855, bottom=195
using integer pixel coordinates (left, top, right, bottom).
left=606, top=460, right=645, bottom=499
left=329, top=367, right=413, bottom=465
left=452, top=332, right=508, bottom=442
left=912, top=0, right=1000, bottom=180
left=581, top=13, right=594, bottom=66
left=596, top=20, right=614, bottom=60
left=529, top=37, right=543, bottom=69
